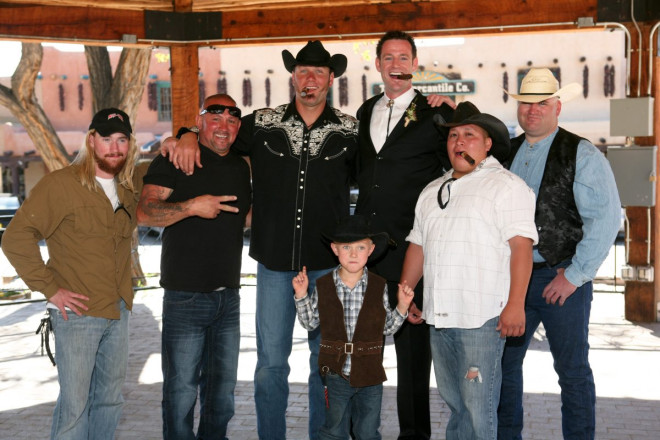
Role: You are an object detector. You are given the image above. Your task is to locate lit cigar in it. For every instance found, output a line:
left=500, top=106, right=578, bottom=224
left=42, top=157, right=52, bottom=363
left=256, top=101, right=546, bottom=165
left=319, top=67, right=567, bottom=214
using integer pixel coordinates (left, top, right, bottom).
left=300, top=87, right=313, bottom=97
left=459, top=151, right=475, bottom=165
left=391, top=73, right=413, bottom=80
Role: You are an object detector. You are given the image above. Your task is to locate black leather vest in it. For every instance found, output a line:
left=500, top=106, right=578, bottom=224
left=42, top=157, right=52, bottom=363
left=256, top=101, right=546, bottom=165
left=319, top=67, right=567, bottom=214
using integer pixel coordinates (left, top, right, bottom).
left=509, top=128, right=583, bottom=266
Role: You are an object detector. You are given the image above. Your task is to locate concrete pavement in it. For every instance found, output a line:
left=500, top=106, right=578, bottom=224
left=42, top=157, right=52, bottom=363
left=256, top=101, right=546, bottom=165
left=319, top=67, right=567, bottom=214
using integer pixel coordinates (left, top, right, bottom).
left=1, top=244, right=659, bottom=439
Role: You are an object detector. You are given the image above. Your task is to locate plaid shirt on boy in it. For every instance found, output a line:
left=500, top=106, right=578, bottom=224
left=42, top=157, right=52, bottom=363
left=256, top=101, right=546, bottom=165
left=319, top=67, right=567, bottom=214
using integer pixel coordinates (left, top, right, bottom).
left=295, top=266, right=405, bottom=375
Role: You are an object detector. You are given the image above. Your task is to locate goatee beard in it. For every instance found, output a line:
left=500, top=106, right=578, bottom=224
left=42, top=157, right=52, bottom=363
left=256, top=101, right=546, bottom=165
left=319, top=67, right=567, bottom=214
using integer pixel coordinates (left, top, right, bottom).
left=94, top=152, right=126, bottom=176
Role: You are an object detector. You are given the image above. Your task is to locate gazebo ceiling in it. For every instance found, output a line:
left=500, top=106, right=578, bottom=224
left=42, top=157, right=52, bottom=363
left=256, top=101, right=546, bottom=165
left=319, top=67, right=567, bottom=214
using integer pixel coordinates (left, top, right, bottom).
left=2, top=0, right=394, bottom=12
left=0, top=0, right=612, bottom=46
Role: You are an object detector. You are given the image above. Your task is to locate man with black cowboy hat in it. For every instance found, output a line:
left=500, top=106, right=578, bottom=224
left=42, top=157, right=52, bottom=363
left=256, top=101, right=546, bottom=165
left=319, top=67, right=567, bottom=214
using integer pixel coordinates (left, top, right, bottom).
left=498, top=68, right=620, bottom=440
left=354, top=30, right=455, bottom=440
left=2, top=108, right=143, bottom=439
left=400, top=101, right=537, bottom=440
left=292, top=215, right=414, bottom=440
left=166, top=40, right=358, bottom=439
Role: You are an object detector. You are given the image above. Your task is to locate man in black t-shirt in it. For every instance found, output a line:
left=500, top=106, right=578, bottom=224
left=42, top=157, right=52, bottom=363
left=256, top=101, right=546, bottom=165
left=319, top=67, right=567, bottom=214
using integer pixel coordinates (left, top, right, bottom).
left=137, top=94, right=251, bottom=440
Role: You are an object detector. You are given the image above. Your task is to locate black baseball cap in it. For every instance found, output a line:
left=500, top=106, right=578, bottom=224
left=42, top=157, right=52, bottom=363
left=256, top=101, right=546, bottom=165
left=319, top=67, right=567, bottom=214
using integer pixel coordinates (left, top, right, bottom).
left=89, top=108, right=132, bottom=137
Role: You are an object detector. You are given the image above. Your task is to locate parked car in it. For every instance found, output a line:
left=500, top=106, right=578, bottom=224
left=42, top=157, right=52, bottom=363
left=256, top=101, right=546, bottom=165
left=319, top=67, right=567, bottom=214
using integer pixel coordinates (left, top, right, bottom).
left=0, top=194, right=20, bottom=242
left=0, top=195, right=19, bottom=227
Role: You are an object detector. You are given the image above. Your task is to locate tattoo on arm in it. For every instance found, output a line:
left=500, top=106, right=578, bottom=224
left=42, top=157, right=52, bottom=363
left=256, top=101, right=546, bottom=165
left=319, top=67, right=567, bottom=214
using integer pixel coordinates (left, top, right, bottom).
left=138, top=184, right=192, bottom=227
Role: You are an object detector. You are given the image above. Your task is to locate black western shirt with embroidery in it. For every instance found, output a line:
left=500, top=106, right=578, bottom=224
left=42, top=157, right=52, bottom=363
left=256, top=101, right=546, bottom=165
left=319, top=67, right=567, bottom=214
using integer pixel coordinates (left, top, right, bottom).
left=234, top=101, right=358, bottom=271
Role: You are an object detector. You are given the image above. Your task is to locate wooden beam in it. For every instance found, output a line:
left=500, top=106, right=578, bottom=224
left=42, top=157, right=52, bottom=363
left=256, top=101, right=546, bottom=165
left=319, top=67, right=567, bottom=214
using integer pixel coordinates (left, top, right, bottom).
left=221, top=0, right=598, bottom=42
left=0, top=0, right=598, bottom=46
left=170, top=46, right=199, bottom=135
left=0, top=5, right=145, bottom=43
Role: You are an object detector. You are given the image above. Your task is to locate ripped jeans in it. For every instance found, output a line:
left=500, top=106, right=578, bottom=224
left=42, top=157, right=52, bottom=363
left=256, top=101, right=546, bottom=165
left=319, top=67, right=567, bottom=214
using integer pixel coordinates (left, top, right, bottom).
left=430, top=317, right=504, bottom=440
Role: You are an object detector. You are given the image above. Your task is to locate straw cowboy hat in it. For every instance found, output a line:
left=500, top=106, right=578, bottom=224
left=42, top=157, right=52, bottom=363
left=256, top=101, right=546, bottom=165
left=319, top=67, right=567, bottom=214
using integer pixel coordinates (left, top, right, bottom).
left=434, top=101, right=511, bottom=162
left=505, top=68, right=582, bottom=103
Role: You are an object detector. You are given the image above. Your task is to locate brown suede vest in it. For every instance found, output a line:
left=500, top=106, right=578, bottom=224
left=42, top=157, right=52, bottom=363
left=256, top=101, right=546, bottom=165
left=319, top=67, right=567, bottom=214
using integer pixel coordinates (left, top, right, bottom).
left=316, top=271, right=387, bottom=387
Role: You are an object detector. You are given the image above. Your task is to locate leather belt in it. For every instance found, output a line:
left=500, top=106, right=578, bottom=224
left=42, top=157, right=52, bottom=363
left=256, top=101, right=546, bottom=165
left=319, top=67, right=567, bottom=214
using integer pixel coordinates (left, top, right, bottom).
left=319, top=339, right=383, bottom=357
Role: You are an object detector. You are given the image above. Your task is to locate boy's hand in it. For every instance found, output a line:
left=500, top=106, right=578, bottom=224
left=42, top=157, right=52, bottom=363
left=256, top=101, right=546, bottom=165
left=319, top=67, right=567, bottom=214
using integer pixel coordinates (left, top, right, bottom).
left=396, top=281, right=415, bottom=315
left=292, top=266, right=309, bottom=298
left=496, top=304, right=525, bottom=338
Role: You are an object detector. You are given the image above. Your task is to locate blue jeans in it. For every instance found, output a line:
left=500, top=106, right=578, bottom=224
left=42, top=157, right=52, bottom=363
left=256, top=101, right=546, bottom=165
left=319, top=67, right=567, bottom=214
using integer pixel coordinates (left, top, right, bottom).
left=430, top=317, right=505, bottom=440
left=320, top=372, right=383, bottom=440
left=498, top=263, right=595, bottom=440
left=254, top=263, right=330, bottom=440
left=161, top=289, right=240, bottom=440
left=49, top=299, right=129, bottom=440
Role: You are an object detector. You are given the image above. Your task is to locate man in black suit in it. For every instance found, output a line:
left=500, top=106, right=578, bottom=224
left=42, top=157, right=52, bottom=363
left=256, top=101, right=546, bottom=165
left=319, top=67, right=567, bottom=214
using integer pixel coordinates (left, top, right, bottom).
left=354, top=30, right=454, bottom=440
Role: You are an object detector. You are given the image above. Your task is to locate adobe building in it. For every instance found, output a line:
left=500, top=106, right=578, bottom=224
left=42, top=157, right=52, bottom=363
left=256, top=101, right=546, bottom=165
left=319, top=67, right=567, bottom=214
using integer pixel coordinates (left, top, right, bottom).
left=0, top=30, right=626, bottom=197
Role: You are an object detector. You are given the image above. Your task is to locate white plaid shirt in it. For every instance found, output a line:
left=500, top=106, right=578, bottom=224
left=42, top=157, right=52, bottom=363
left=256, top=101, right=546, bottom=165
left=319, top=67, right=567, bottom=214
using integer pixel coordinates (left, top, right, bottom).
left=295, top=266, right=406, bottom=376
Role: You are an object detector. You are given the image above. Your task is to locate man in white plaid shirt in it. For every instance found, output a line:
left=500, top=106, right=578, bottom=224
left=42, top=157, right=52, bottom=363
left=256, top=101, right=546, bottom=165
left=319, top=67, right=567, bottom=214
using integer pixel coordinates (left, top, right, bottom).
left=292, top=215, right=414, bottom=439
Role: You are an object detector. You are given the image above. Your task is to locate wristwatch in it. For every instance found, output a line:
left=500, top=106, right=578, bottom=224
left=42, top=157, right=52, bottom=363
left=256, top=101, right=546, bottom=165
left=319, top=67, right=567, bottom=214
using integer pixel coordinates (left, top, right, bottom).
left=188, top=126, right=200, bottom=134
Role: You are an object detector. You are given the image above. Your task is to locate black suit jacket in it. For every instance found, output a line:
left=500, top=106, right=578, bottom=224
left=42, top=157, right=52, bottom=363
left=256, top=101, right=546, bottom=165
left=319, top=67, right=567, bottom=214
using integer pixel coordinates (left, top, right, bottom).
left=355, top=90, right=454, bottom=292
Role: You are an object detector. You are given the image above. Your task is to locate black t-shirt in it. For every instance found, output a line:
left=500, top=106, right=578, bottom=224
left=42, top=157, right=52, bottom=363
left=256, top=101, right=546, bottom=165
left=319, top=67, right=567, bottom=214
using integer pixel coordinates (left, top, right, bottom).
left=143, top=144, right=251, bottom=291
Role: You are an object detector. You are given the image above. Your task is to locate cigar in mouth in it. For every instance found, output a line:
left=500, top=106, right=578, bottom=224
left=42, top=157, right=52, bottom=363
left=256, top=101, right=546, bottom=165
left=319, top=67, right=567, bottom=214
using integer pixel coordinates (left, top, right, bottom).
left=391, top=73, right=413, bottom=80
left=459, top=151, right=476, bottom=165
left=300, top=87, right=312, bottom=97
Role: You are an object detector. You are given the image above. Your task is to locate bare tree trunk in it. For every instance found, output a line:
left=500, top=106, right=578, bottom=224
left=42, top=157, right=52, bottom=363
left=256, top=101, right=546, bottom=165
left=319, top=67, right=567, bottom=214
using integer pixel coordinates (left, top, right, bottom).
left=85, top=46, right=151, bottom=122
left=0, top=43, right=70, bottom=171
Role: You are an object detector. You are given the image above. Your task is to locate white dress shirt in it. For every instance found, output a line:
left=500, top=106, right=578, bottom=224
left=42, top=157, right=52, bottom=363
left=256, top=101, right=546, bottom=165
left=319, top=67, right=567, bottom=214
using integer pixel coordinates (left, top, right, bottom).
left=369, top=87, right=416, bottom=153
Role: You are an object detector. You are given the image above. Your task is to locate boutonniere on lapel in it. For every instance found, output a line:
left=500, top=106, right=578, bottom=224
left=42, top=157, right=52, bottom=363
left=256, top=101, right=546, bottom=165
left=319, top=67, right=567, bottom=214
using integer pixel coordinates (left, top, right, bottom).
left=404, top=102, right=417, bottom=127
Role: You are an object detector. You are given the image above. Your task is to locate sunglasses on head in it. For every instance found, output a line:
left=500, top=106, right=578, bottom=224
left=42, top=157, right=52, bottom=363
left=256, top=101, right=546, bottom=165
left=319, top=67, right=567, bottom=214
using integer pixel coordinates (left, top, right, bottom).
left=200, top=104, right=242, bottom=118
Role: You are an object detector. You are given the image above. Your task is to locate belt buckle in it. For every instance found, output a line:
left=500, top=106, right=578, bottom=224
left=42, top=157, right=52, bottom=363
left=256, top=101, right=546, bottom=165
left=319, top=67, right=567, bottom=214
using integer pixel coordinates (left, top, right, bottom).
left=344, top=342, right=353, bottom=354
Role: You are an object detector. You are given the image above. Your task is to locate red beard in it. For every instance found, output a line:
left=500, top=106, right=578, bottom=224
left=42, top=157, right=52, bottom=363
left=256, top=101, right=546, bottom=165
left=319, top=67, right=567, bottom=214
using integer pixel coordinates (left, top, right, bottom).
left=94, top=152, right=127, bottom=176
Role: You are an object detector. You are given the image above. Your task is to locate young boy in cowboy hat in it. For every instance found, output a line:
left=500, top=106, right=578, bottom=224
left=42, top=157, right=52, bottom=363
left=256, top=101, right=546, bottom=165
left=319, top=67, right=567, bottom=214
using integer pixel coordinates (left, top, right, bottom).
left=400, top=102, right=538, bottom=439
left=292, top=215, right=415, bottom=440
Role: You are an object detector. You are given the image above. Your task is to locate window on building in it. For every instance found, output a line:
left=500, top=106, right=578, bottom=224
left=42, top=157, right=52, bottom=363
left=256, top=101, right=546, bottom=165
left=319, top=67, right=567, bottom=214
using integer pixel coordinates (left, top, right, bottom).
left=157, top=81, right=172, bottom=121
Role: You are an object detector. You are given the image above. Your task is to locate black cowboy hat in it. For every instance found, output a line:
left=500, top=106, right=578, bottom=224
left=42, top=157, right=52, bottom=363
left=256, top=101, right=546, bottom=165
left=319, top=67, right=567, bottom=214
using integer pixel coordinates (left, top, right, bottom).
left=322, top=215, right=390, bottom=262
left=282, top=40, right=347, bottom=77
left=434, top=101, right=511, bottom=162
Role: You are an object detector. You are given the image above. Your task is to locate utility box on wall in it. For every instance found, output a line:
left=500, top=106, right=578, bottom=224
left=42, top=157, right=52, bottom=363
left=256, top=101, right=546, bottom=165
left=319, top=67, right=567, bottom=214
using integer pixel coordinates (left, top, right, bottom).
left=610, top=97, right=655, bottom=137
left=607, top=145, right=657, bottom=207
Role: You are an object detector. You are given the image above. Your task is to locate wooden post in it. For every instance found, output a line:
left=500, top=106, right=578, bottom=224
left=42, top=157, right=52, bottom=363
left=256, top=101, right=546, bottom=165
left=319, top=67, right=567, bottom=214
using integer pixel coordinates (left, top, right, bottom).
left=623, top=24, right=659, bottom=322
left=169, top=45, right=199, bottom=135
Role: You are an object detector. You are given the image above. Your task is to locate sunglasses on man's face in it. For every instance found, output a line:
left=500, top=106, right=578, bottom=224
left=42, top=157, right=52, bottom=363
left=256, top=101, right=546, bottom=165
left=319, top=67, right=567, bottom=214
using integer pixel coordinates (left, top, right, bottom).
left=200, top=104, right=242, bottom=118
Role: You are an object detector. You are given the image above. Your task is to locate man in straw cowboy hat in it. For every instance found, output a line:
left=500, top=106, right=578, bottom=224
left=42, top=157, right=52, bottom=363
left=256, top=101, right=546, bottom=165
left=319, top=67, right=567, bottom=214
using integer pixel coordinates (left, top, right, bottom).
left=164, top=40, right=358, bottom=440
left=400, top=101, right=538, bottom=440
left=498, top=68, right=621, bottom=440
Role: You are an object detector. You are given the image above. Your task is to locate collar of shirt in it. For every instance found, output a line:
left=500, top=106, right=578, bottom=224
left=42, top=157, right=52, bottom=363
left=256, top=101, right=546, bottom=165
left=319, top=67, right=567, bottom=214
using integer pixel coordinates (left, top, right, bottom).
left=332, top=265, right=369, bottom=292
left=510, top=127, right=559, bottom=194
left=370, top=88, right=417, bottom=153
left=282, top=100, right=342, bottom=127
